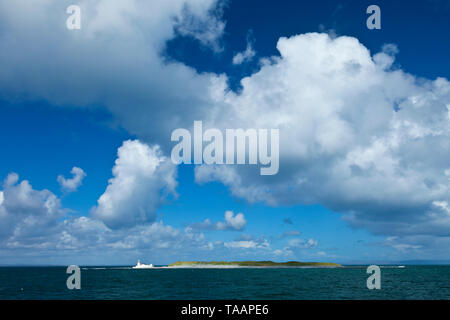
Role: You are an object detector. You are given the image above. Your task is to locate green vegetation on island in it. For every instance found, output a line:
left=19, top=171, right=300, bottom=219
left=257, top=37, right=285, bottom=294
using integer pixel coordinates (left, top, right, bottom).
left=168, top=260, right=341, bottom=267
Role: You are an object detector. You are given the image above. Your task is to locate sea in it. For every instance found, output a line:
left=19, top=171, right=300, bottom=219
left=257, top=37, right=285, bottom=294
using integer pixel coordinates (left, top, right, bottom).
left=0, top=265, right=449, bottom=299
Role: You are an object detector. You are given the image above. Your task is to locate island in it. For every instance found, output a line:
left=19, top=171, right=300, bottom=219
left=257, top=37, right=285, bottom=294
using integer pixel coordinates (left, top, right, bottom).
left=168, top=260, right=341, bottom=268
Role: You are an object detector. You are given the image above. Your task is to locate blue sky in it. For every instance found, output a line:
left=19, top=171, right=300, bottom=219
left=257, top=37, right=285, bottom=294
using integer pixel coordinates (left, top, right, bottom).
left=0, top=0, right=449, bottom=265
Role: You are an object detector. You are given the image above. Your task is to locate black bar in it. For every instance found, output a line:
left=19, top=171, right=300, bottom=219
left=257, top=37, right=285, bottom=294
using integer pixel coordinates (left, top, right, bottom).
left=1, top=300, right=448, bottom=319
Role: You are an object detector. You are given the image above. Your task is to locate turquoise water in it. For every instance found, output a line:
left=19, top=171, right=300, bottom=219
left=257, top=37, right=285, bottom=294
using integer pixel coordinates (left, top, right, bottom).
left=0, top=266, right=449, bottom=299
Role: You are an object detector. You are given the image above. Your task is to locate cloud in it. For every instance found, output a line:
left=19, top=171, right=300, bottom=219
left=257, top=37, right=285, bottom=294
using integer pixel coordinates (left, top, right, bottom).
left=0, top=173, right=65, bottom=244
left=383, top=236, right=423, bottom=252
left=91, top=140, right=177, bottom=229
left=217, top=211, right=246, bottom=230
left=0, top=160, right=262, bottom=264
left=288, top=238, right=318, bottom=249
left=192, top=33, right=450, bottom=246
left=220, top=234, right=271, bottom=252
left=57, top=167, right=86, bottom=192
left=380, top=234, right=450, bottom=260
left=224, top=238, right=269, bottom=249
left=272, top=238, right=318, bottom=257
left=232, top=45, right=255, bottom=65
left=0, top=0, right=226, bottom=147
left=232, top=31, right=256, bottom=64
left=174, top=0, right=226, bottom=51
left=190, top=210, right=246, bottom=231
left=2, top=212, right=213, bottom=263
left=0, top=170, right=218, bottom=264
left=1, top=0, right=450, bottom=256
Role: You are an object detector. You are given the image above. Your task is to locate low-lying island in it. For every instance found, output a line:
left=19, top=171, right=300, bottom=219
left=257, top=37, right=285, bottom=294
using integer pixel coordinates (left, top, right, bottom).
left=168, top=261, right=341, bottom=268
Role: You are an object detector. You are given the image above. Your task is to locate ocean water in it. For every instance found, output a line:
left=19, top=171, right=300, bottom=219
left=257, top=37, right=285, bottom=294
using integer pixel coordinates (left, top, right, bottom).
left=0, top=266, right=449, bottom=300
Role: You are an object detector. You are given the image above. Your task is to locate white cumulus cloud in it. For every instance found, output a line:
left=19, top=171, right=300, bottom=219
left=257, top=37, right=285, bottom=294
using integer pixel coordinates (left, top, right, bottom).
left=0, top=173, right=65, bottom=244
left=190, top=210, right=247, bottom=231
left=194, top=33, right=450, bottom=245
left=1, top=0, right=450, bottom=257
left=57, top=167, right=86, bottom=192
left=91, top=140, right=177, bottom=229
left=217, top=211, right=246, bottom=230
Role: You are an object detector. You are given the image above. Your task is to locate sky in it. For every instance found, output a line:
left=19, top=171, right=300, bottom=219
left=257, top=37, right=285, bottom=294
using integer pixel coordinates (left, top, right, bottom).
left=0, top=0, right=449, bottom=265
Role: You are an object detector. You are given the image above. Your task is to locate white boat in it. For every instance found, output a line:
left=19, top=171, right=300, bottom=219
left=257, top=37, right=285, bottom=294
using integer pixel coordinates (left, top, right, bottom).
left=398, top=265, right=406, bottom=268
left=132, top=260, right=154, bottom=269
